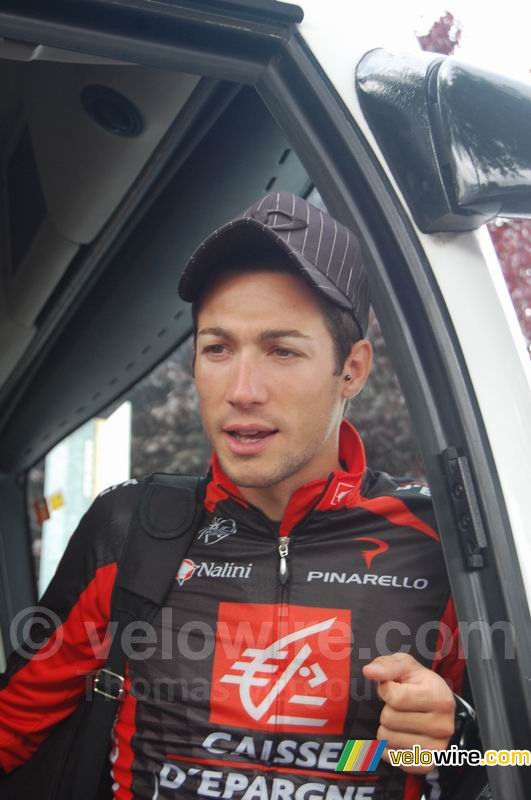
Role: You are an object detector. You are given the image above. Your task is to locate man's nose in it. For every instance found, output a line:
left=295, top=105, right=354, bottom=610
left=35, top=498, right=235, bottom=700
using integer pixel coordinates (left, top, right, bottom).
left=225, top=356, right=268, bottom=408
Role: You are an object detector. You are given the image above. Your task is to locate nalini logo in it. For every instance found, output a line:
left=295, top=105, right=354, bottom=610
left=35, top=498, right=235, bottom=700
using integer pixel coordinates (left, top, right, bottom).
left=197, top=516, right=237, bottom=546
left=175, top=559, right=252, bottom=586
left=210, top=602, right=351, bottom=734
left=330, top=482, right=354, bottom=506
left=352, top=537, right=389, bottom=568
left=175, top=559, right=198, bottom=585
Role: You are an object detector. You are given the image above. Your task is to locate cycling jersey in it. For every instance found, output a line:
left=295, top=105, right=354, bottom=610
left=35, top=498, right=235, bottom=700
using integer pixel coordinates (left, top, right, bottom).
left=0, top=421, right=463, bottom=800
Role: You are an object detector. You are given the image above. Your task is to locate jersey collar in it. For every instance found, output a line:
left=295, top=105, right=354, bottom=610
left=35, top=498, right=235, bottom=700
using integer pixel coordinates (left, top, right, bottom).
left=205, top=419, right=367, bottom=536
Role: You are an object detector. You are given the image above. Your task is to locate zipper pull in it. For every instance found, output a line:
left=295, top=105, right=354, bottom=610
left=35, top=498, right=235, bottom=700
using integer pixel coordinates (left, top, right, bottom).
left=278, top=536, right=290, bottom=583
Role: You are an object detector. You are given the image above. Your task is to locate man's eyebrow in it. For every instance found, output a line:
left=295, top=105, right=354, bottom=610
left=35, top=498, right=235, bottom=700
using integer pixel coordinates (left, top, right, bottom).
left=196, top=327, right=313, bottom=341
left=257, top=329, right=313, bottom=342
left=197, top=327, right=232, bottom=338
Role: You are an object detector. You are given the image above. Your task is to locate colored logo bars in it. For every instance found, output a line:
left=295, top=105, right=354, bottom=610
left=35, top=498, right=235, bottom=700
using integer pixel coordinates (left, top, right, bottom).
left=336, top=739, right=388, bottom=772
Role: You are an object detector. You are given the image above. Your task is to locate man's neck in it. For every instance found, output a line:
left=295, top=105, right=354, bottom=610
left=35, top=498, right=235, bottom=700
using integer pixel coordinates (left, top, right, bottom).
left=237, top=456, right=343, bottom=522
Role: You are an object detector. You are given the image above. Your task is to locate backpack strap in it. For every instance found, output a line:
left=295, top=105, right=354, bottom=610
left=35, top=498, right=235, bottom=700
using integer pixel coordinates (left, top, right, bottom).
left=114, top=473, right=206, bottom=609
left=68, top=474, right=206, bottom=800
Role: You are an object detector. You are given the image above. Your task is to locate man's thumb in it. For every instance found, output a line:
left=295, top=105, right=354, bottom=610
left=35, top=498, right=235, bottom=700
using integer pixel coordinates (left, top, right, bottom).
left=362, top=652, right=421, bottom=683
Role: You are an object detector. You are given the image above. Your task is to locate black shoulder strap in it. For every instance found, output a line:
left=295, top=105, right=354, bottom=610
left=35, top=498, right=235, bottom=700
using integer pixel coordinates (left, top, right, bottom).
left=68, top=473, right=206, bottom=800
left=114, top=472, right=206, bottom=609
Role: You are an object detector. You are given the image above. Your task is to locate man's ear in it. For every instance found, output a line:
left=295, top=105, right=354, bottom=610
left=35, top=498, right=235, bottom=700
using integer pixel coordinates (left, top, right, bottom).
left=341, top=338, right=373, bottom=400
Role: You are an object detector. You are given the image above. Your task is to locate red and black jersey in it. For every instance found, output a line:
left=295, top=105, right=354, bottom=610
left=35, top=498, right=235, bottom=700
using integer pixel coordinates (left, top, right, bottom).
left=0, top=421, right=464, bottom=800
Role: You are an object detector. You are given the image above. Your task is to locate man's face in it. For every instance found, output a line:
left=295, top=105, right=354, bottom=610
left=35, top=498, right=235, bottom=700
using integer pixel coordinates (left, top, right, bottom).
left=194, top=269, right=353, bottom=490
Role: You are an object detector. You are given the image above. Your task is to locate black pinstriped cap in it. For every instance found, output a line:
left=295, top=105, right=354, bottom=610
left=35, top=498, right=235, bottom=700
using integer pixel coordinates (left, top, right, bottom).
left=178, top=192, right=370, bottom=337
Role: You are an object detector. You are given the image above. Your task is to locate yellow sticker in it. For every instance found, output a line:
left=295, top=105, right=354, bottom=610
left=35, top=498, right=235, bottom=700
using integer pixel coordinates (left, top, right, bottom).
left=49, top=491, right=65, bottom=510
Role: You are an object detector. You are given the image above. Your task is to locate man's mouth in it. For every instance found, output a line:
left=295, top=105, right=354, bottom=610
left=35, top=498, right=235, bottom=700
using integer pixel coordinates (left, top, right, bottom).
left=226, top=429, right=276, bottom=443
left=222, top=425, right=279, bottom=453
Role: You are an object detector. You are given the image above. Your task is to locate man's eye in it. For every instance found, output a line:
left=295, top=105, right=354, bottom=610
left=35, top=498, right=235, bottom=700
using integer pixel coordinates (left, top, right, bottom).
left=203, top=344, right=227, bottom=355
left=272, top=347, right=298, bottom=358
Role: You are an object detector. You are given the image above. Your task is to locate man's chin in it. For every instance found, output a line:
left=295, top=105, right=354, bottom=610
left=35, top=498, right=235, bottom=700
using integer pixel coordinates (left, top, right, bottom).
left=218, top=453, right=284, bottom=490
left=223, top=465, right=279, bottom=490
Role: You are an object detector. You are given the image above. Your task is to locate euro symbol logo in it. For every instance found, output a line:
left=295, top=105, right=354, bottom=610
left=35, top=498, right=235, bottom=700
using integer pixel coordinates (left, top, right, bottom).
left=219, top=618, right=335, bottom=727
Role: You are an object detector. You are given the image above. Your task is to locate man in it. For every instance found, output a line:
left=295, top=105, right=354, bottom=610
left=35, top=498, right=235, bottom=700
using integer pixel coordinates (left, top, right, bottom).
left=0, top=193, right=468, bottom=799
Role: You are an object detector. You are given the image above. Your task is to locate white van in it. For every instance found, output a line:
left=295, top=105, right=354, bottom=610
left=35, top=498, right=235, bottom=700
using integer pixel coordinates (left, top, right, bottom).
left=0, top=2, right=529, bottom=799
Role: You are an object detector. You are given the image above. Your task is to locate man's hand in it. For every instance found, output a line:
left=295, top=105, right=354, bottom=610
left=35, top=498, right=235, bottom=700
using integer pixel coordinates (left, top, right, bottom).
left=362, top=652, right=455, bottom=775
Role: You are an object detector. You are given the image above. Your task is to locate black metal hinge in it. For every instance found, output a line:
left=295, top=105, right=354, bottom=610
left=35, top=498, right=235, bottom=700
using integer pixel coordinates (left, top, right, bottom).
left=441, top=447, right=488, bottom=569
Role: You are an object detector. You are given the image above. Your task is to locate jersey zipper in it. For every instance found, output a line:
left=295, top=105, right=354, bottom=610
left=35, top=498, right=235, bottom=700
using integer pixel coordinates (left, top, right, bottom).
left=278, top=536, right=290, bottom=583
left=276, top=469, right=335, bottom=585
left=271, top=472, right=336, bottom=765
left=272, top=534, right=291, bottom=763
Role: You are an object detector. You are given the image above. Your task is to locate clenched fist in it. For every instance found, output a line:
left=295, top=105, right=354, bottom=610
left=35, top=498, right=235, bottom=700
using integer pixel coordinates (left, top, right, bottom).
left=363, top=652, right=456, bottom=775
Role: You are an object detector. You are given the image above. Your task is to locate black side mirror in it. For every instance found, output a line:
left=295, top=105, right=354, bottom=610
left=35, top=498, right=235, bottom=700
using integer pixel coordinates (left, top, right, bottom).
left=356, top=49, right=531, bottom=232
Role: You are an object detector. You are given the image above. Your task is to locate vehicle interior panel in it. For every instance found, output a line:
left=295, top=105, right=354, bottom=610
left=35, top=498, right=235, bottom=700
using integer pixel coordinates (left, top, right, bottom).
left=0, top=81, right=310, bottom=474
left=0, top=474, right=35, bottom=664
left=0, top=48, right=199, bottom=391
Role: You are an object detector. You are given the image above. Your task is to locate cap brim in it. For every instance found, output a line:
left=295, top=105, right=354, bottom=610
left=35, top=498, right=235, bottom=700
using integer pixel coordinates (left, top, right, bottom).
left=178, top=217, right=354, bottom=313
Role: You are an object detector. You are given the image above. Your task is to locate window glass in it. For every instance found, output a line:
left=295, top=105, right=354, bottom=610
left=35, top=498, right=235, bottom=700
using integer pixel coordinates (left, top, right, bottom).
left=128, top=337, right=209, bottom=477
left=28, top=406, right=131, bottom=597
left=27, top=336, right=208, bottom=597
